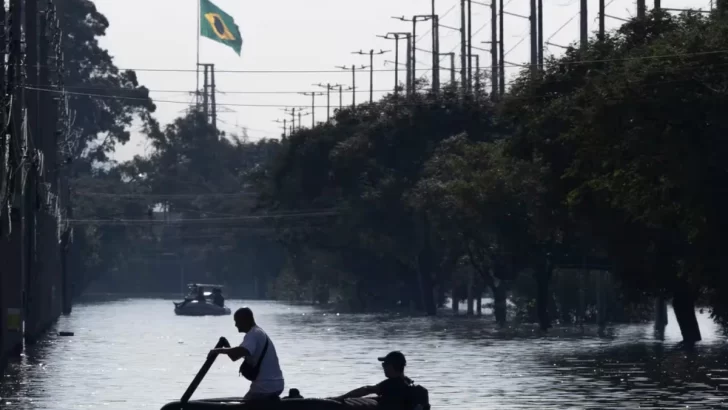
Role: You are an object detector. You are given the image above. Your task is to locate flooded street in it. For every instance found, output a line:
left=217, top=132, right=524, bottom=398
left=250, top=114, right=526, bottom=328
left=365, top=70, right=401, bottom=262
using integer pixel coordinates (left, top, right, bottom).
left=2, top=297, right=728, bottom=409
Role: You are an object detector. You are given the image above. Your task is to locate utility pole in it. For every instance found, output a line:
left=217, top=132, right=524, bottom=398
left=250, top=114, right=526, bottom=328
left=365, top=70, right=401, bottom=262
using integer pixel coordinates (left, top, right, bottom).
left=439, top=53, right=456, bottom=85
left=315, top=83, right=338, bottom=122
left=210, top=64, right=217, bottom=131
left=336, top=65, right=366, bottom=107
left=431, top=0, right=441, bottom=92
left=352, top=66, right=357, bottom=105
left=581, top=0, right=588, bottom=51
left=202, top=64, right=209, bottom=120
left=637, top=0, right=646, bottom=18
left=538, top=0, right=544, bottom=70
left=460, top=0, right=467, bottom=95
left=198, top=63, right=216, bottom=127
left=283, top=108, right=296, bottom=133
left=430, top=16, right=441, bottom=93
left=599, top=0, right=605, bottom=40
left=530, top=0, right=537, bottom=76
left=394, top=16, right=431, bottom=93
left=491, top=0, right=499, bottom=98
left=467, top=0, right=473, bottom=90
left=298, top=111, right=311, bottom=130
left=273, top=119, right=287, bottom=138
left=499, top=0, right=505, bottom=96
left=353, top=49, right=389, bottom=103
left=339, top=85, right=344, bottom=111
left=467, top=54, right=480, bottom=97
left=300, top=92, right=323, bottom=127
left=378, top=33, right=411, bottom=95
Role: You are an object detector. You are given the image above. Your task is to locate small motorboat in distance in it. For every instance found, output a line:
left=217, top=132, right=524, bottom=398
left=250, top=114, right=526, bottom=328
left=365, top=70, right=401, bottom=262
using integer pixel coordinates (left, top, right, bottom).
left=174, top=283, right=231, bottom=316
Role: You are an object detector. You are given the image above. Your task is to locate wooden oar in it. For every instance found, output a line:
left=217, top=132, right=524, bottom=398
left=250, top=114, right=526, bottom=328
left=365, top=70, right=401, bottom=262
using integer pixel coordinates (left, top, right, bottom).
left=180, top=336, right=231, bottom=405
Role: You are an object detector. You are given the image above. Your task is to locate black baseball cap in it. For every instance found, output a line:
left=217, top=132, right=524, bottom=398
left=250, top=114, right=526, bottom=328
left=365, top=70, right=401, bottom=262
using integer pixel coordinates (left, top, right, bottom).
left=378, top=351, right=406, bottom=367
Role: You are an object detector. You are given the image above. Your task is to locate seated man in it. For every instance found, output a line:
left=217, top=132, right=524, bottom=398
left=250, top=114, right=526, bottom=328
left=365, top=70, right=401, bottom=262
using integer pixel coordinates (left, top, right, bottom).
left=195, top=288, right=206, bottom=304
left=334, top=351, right=414, bottom=408
left=212, top=288, right=225, bottom=307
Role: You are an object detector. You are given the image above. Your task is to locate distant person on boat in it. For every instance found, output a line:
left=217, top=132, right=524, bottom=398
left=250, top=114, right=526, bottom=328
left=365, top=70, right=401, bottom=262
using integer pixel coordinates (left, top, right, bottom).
left=208, top=307, right=285, bottom=400
left=195, top=287, right=206, bottom=303
left=212, top=288, right=225, bottom=307
left=177, top=286, right=203, bottom=308
left=334, top=351, right=429, bottom=409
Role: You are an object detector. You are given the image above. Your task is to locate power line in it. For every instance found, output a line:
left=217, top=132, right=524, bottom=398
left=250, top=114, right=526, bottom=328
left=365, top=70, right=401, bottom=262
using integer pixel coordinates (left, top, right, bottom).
left=24, top=65, right=445, bottom=74
left=68, top=210, right=341, bottom=225
left=73, top=191, right=259, bottom=198
left=23, top=59, right=727, bottom=113
left=27, top=48, right=728, bottom=78
left=24, top=84, right=399, bottom=95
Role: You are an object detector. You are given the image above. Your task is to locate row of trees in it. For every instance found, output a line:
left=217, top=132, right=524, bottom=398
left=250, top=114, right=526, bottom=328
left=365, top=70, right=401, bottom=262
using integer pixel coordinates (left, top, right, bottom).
left=64, top=2, right=727, bottom=345
left=255, top=10, right=728, bottom=344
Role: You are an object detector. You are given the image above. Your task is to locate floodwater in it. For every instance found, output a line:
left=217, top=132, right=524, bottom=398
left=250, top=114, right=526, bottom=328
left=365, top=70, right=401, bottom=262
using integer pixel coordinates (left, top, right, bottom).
left=1, top=297, right=728, bottom=409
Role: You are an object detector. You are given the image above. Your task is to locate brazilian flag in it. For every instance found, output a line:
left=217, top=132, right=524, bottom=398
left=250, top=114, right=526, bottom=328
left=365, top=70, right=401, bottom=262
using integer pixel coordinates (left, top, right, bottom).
left=200, top=0, right=242, bottom=56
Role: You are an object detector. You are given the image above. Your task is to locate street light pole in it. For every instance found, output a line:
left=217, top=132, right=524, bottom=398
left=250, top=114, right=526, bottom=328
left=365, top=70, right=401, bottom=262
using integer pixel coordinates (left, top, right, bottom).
left=394, top=15, right=433, bottom=94
left=336, top=65, right=367, bottom=108
left=314, top=83, right=339, bottom=122
left=353, top=49, right=389, bottom=103
left=300, top=92, right=323, bottom=127
left=378, top=32, right=411, bottom=95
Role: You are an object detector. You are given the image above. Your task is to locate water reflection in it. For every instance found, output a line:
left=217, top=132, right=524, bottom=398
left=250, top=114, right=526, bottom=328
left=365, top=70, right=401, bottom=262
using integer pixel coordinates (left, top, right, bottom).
left=0, top=297, right=726, bottom=409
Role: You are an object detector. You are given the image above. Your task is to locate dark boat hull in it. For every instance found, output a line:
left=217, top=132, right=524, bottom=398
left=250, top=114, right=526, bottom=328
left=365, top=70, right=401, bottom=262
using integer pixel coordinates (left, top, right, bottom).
left=160, top=398, right=378, bottom=410
left=173, top=302, right=231, bottom=316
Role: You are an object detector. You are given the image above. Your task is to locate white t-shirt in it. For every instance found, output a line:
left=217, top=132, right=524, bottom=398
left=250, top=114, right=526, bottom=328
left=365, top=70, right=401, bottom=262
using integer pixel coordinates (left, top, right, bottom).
left=240, top=325, right=285, bottom=394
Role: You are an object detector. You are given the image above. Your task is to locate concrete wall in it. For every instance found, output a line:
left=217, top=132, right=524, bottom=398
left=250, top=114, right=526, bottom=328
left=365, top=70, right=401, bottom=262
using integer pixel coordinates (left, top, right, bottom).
left=1, top=207, right=70, bottom=374
left=24, top=212, right=65, bottom=343
left=1, top=208, right=24, bottom=374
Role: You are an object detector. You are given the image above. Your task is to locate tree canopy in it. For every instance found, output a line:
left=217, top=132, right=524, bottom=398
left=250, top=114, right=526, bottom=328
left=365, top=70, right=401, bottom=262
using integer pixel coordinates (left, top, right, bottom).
left=70, top=6, right=728, bottom=345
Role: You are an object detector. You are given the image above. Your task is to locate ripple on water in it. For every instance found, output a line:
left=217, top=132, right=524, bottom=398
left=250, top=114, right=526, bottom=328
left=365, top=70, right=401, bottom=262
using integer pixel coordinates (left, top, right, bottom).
left=0, top=297, right=727, bottom=409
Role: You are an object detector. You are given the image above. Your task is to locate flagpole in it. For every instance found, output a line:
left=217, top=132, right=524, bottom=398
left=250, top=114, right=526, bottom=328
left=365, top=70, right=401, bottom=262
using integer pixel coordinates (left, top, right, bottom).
left=196, top=0, right=200, bottom=108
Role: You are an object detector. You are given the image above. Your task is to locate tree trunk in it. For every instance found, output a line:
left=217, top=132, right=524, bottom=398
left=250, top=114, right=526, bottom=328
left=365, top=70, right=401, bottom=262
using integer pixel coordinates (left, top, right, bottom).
left=436, top=283, right=446, bottom=308
left=535, top=263, right=553, bottom=332
left=416, top=216, right=437, bottom=316
left=476, top=289, right=482, bottom=316
left=596, top=271, right=607, bottom=330
left=672, top=287, right=701, bottom=346
left=491, top=283, right=507, bottom=326
left=451, top=287, right=459, bottom=315
left=466, top=272, right=474, bottom=316
left=420, top=276, right=436, bottom=316
left=655, top=296, right=668, bottom=328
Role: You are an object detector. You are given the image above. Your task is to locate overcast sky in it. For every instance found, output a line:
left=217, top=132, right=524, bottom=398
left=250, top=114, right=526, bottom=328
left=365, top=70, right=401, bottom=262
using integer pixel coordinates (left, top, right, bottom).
left=93, top=0, right=705, bottom=163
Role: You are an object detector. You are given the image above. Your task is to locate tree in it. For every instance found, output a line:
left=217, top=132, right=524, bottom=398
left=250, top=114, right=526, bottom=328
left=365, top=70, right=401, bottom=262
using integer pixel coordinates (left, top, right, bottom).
left=503, top=10, right=728, bottom=343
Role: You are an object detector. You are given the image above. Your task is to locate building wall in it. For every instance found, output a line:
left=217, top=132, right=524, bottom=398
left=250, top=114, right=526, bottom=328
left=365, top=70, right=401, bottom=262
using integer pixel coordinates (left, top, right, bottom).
left=0, top=208, right=24, bottom=373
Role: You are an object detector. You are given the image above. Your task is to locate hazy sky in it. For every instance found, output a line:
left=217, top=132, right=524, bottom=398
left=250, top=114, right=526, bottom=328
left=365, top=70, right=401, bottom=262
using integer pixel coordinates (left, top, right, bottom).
left=93, top=0, right=705, bottom=162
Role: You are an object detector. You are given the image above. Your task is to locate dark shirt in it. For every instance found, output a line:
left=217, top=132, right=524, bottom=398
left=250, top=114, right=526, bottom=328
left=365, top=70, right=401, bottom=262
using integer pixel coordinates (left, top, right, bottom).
left=213, top=294, right=224, bottom=307
left=376, top=377, right=412, bottom=408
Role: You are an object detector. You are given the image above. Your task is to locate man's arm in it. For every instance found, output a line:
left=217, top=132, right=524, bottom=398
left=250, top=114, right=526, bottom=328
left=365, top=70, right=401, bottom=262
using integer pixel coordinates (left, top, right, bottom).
left=335, top=385, right=379, bottom=400
left=209, top=346, right=250, bottom=362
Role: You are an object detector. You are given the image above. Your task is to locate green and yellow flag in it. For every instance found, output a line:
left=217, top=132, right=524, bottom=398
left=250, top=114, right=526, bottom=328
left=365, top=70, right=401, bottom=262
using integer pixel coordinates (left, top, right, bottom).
left=200, top=0, right=243, bottom=56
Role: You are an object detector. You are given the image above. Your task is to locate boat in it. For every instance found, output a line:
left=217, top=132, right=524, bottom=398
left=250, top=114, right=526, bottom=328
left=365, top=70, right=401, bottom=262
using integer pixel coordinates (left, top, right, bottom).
left=159, top=337, right=431, bottom=410
left=174, top=284, right=232, bottom=316
left=160, top=397, right=379, bottom=410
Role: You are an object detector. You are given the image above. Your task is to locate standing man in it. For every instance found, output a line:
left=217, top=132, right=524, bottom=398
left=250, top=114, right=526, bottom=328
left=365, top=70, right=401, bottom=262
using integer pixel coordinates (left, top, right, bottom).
left=209, top=307, right=285, bottom=400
